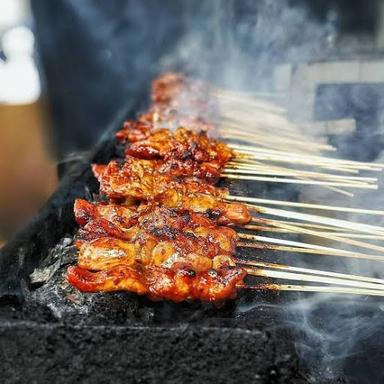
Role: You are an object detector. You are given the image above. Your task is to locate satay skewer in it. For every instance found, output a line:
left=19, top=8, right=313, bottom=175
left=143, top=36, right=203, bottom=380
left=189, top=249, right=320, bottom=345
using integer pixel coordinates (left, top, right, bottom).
left=67, top=73, right=384, bottom=302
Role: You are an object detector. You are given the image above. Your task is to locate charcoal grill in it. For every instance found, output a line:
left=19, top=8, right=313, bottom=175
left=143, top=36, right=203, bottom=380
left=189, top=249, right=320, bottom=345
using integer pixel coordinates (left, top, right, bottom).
left=1, top=84, right=381, bottom=383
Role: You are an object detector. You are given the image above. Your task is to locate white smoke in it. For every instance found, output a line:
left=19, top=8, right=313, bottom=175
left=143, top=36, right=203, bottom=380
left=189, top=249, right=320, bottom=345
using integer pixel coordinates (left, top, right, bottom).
left=159, top=1, right=384, bottom=381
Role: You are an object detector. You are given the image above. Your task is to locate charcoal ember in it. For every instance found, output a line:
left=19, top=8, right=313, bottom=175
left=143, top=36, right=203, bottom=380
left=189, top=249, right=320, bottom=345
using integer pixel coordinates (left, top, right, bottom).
left=29, top=237, right=77, bottom=285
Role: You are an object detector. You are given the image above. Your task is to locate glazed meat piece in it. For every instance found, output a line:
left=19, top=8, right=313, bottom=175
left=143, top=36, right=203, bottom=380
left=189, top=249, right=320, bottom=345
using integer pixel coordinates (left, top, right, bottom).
left=151, top=72, right=186, bottom=104
left=78, top=230, right=235, bottom=268
left=116, top=120, right=152, bottom=143
left=77, top=237, right=138, bottom=270
left=67, top=264, right=246, bottom=303
left=116, top=125, right=232, bottom=182
left=126, top=127, right=233, bottom=166
left=137, top=109, right=214, bottom=132
left=67, top=265, right=147, bottom=295
left=92, top=158, right=162, bottom=201
left=75, top=199, right=240, bottom=248
left=76, top=234, right=232, bottom=273
left=151, top=73, right=214, bottom=121
left=74, top=198, right=138, bottom=227
left=92, top=157, right=225, bottom=200
left=116, top=73, right=216, bottom=141
left=74, top=201, right=239, bottom=272
left=146, top=266, right=246, bottom=302
left=91, top=160, right=251, bottom=225
left=92, top=156, right=222, bottom=195
left=156, top=190, right=251, bottom=226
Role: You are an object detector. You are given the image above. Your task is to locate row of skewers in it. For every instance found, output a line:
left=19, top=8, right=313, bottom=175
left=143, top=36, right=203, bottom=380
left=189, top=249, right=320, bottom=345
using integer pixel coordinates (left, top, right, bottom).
left=67, top=73, right=384, bottom=302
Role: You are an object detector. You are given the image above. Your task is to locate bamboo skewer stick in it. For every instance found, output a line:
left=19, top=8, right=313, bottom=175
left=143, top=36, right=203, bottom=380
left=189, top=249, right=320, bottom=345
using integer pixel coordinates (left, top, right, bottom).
left=239, top=225, right=384, bottom=240
left=234, top=156, right=379, bottom=174
left=231, top=145, right=384, bottom=169
left=221, top=174, right=378, bottom=189
left=231, top=156, right=361, bottom=174
left=246, top=220, right=384, bottom=235
left=222, top=122, right=301, bottom=140
left=226, top=159, right=356, bottom=196
left=221, top=121, right=312, bottom=144
left=238, top=233, right=347, bottom=251
left=223, top=174, right=356, bottom=196
left=235, top=154, right=383, bottom=173
left=219, top=116, right=326, bottom=138
left=252, top=206, right=384, bottom=235
left=222, top=166, right=376, bottom=192
left=305, top=233, right=384, bottom=240
left=231, top=144, right=384, bottom=170
left=218, top=96, right=285, bottom=107
left=214, top=90, right=286, bottom=114
left=221, top=128, right=329, bottom=147
left=221, top=129, right=335, bottom=152
left=218, top=103, right=289, bottom=121
left=224, top=165, right=377, bottom=183
left=222, top=168, right=376, bottom=185
left=221, top=113, right=299, bottom=134
left=222, top=135, right=324, bottom=155
left=241, top=225, right=299, bottom=234
left=237, top=233, right=384, bottom=259
left=227, top=160, right=350, bottom=172
left=244, top=222, right=343, bottom=232
left=231, top=143, right=384, bottom=166
left=249, top=215, right=384, bottom=254
left=228, top=157, right=359, bottom=195
left=244, top=267, right=384, bottom=291
left=227, top=158, right=372, bottom=174
left=238, top=241, right=384, bottom=261
left=221, top=127, right=315, bottom=141
left=246, top=284, right=384, bottom=297
left=263, top=220, right=347, bottom=231
left=227, top=195, right=384, bottom=216
left=238, top=259, right=384, bottom=286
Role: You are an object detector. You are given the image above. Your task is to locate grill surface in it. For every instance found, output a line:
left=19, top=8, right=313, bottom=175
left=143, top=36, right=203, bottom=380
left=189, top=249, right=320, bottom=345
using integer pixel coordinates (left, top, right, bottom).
left=0, top=88, right=368, bottom=383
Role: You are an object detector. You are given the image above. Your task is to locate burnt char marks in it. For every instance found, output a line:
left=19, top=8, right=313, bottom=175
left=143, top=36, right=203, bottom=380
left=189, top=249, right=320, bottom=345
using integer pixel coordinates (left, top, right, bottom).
left=149, top=225, right=180, bottom=240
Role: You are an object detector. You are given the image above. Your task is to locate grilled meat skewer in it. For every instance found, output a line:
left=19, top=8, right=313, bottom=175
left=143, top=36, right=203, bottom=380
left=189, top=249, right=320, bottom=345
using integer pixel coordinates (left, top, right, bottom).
left=67, top=264, right=246, bottom=302
left=92, top=158, right=251, bottom=225
left=74, top=199, right=238, bottom=271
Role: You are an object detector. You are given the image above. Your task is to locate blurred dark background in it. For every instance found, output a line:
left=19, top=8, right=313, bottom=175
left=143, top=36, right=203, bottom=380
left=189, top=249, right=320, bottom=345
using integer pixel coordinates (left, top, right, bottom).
left=1, top=0, right=384, bottom=240
left=30, top=0, right=383, bottom=157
